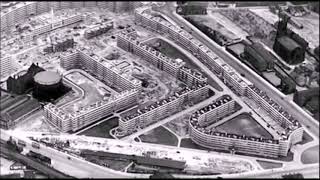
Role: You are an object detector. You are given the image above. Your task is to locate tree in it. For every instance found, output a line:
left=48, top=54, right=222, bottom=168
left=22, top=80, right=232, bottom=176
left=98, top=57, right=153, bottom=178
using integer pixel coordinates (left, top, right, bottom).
left=150, top=172, right=174, bottom=179
left=282, top=173, right=304, bottom=179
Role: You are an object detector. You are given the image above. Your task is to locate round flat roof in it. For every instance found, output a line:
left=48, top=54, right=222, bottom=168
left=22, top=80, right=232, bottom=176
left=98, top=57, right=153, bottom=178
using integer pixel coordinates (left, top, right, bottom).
left=34, top=71, right=61, bottom=85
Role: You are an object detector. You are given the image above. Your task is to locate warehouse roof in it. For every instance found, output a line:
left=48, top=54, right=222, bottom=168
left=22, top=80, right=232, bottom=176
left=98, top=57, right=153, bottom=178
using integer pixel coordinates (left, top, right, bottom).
left=277, top=36, right=301, bottom=52
left=245, top=42, right=277, bottom=64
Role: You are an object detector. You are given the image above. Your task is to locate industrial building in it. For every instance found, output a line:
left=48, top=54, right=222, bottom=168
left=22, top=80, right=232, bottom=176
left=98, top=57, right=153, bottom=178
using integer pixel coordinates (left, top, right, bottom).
left=273, top=16, right=308, bottom=65
left=242, top=42, right=276, bottom=72
left=274, top=67, right=296, bottom=94
left=6, top=63, right=44, bottom=95
left=33, top=71, right=71, bottom=101
left=293, top=87, right=319, bottom=116
left=5, top=63, right=70, bottom=101
left=293, top=87, right=319, bottom=107
left=0, top=95, right=41, bottom=130
left=227, top=41, right=297, bottom=95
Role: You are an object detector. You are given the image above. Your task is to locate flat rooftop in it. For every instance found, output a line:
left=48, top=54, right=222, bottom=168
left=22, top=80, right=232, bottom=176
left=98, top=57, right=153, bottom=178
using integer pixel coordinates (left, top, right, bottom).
left=23, top=8, right=81, bottom=30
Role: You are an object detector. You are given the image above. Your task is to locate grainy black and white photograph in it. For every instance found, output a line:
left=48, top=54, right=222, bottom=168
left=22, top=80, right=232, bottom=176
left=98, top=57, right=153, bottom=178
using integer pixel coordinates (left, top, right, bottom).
left=0, top=1, right=319, bottom=179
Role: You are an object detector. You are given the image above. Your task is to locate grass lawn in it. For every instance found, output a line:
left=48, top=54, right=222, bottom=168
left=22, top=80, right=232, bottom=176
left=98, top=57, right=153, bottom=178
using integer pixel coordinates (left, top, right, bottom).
left=164, top=114, right=191, bottom=138
left=215, top=113, right=273, bottom=139
left=180, top=138, right=210, bottom=151
left=144, top=38, right=223, bottom=91
left=301, top=145, right=319, bottom=164
left=139, top=126, right=178, bottom=146
left=296, top=131, right=314, bottom=145
left=256, top=160, right=283, bottom=169
left=78, top=117, right=118, bottom=139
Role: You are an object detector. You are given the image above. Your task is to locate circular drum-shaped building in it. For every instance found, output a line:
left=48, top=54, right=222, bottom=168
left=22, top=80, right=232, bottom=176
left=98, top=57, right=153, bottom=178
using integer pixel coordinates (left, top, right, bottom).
left=33, top=71, right=63, bottom=100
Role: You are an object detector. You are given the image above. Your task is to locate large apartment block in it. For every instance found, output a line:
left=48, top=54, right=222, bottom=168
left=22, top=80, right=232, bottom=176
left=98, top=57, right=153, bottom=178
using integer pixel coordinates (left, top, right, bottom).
left=196, top=95, right=236, bottom=127
left=60, top=48, right=142, bottom=92
left=0, top=56, right=20, bottom=79
left=23, top=14, right=83, bottom=43
left=1, top=1, right=141, bottom=32
left=118, top=84, right=209, bottom=135
left=117, top=32, right=207, bottom=87
left=44, top=89, right=139, bottom=132
left=117, top=33, right=185, bottom=78
left=189, top=95, right=287, bottom=158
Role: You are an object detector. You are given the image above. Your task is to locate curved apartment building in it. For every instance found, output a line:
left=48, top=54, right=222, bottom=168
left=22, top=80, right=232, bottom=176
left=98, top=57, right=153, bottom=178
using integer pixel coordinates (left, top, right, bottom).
left=189, top=95, right=298, bottom=157
left=134, top=8, right=303, bottom=157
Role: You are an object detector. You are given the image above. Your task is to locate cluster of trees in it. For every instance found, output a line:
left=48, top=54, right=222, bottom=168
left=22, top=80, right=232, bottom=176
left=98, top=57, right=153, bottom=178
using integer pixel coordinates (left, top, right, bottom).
left=176, top=1, right=208, bottom=15
left=185, top=17, right=230, bottom=46
left=282, top=173, right=304, bottom=179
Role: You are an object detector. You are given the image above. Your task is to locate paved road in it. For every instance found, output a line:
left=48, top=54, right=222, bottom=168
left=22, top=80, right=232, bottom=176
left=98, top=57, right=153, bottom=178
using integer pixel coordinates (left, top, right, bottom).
left=242, top=164, right=319, bottom=178
left=156, top=2, right=319, bottom=138
left=0, top=140, right=72, bottom=179
left=174, top=163, right=318, bottom=178
left=6, top=130, right=319, bottom=179
left=9, top=130, right=299, bottom=170
left=0, top=130, right=148, bottom=179
left=122, top=93, right=220, bottom=141
left=16, top=133, right=261, bottom=173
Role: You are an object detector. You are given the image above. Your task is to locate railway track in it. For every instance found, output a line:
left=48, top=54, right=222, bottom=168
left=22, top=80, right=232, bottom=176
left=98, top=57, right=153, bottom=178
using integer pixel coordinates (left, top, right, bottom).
left=0, top=140, right=73, bottom=179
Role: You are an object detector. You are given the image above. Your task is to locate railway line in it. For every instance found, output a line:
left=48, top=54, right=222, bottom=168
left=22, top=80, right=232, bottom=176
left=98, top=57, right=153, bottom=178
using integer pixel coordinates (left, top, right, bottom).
left=0, top=140, right=73, bottom=179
